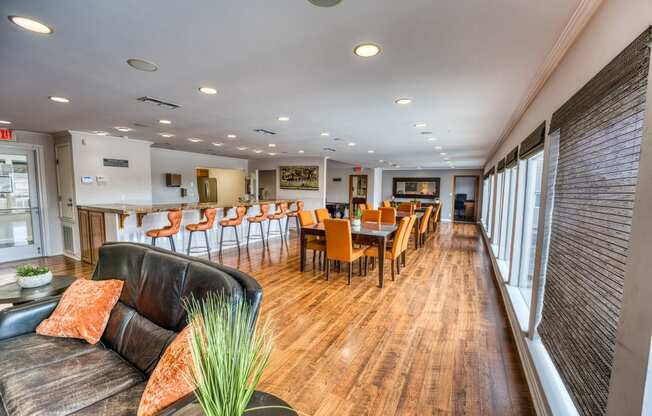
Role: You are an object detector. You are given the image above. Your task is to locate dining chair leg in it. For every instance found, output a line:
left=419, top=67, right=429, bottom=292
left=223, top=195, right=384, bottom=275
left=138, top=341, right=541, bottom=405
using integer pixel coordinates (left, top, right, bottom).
left=397, top=257, right=401, bottom=274
left=348, top=262, right=352, bottom=285
left=358, top=257, right=363, bottom=276
left=312, top=251, right=316, bottom=267
left=204, top=230, right=211, bottom=261
left=326, top=259, right=330, bottom=280
left=391, top=260, right=395, bottom=281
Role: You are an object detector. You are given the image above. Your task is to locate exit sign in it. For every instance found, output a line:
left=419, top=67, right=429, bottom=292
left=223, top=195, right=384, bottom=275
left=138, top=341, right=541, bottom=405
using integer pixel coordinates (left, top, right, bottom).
left=0, top=129, right=14, bottom=141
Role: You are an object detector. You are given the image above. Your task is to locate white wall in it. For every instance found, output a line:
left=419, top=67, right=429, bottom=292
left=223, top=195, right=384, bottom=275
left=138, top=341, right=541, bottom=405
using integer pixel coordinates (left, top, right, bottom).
left=248, top=157, right=327, bottom=211
left=484, top=0, right=652, bottom=171
left=381, top=169, right=482, bottom=221
left=151, top=148, right=247, bottom=204
left=70, top=131, right=152, bottom=205
left=4, top=131, right=63, bottom=256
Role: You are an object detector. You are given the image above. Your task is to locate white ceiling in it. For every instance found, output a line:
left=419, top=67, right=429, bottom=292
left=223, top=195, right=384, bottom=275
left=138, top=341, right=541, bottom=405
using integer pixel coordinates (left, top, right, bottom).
left=0, top=0, right=580, bottom=169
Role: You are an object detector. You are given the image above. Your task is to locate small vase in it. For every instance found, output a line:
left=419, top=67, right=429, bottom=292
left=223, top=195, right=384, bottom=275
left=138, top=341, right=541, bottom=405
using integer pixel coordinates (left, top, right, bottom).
left=351, top=218, right=361, bottom=227
left=17, top=271, right=53, bottom=288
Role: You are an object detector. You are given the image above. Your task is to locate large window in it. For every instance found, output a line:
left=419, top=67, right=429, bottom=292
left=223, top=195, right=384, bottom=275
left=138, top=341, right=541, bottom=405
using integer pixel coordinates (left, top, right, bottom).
left=486, top=175, right=495, bottom=238
left=510, top=151, right=544, bottom=305
left=481, top=177, right=489, bottom=228
left=498, top=167, right=517, bottom=265
left=491, top=171, right=504, bottom=254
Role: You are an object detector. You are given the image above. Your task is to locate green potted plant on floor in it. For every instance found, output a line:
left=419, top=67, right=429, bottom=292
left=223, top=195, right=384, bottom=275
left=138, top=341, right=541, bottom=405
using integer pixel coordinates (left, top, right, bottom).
left=185, top=293, right=296, bottom=415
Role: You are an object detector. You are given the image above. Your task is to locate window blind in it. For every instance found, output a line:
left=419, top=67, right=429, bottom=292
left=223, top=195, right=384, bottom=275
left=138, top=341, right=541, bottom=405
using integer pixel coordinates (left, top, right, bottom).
left=537, top=27, right=651, bottom=416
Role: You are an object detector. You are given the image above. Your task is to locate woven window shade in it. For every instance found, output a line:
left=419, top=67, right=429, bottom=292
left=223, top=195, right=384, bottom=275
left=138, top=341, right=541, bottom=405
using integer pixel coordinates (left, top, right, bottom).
left=537, top=27, right=650, bottom=416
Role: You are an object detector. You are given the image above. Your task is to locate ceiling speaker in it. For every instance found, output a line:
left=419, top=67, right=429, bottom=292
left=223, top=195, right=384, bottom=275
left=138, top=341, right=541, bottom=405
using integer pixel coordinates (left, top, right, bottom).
left=308, top=0, right=342, bottom=7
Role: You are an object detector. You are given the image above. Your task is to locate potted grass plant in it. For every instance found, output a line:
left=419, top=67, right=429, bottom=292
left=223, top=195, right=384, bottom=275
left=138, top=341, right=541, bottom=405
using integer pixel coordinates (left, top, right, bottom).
left=185, top=293, right=296, bottom=416
left=15, top=265, right=52, bottom=288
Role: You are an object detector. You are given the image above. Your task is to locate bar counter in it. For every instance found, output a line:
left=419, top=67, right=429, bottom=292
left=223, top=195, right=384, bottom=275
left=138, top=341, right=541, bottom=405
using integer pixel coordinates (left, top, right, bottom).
left=76, top=200, right=297, bottom=264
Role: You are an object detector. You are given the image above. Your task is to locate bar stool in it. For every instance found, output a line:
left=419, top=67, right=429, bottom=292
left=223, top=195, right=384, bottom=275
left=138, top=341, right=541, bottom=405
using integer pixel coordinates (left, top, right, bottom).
left=146, top=210, right=182, bottom=251
left=219, top=206, right=247, bottom=255
left=185, top=208, right=217, bottom=260
left=285, top=201, right=304, bottom=235
left=267, top=202, right=288, bottom=240
left=247, top=204, right=270, bottom=247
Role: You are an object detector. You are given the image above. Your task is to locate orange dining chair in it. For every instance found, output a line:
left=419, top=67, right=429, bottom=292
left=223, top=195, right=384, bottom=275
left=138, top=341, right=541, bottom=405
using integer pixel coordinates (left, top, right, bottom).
left=400, top=214, right=418, bottom=268
left=379, top=207, right=396, bottom=225
left=365, top=202, right=373, bottom=210
left=323, top=219, right=366, bottom=284
left=267, top=202, right=288, bottom=239
left=146, top=210, right=182, bottom=251
left=364, top=216, right=409, bottom=281
left=285, top=200, right=304, bottom=235
left=247, top=203, right=270, bottom=247
left=219, top=206, right=247, bottom=255
left=417, top=206, right=434, bottom=247
left=361, top=209, right=381, bottom=223
left=315, top=208, right=331, bottom=223
left=381, top=200, right=391, bottom=208
left=185, top=208, right=217, bottom=260
left=397, top=203, right=415, bottom=215
left=298, top=210, right=325, bottom=270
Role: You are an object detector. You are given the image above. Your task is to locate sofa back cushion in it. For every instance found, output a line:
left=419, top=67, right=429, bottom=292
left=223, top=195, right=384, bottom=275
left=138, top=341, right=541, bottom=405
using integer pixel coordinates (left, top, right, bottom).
left=93, top=242, right=263, bottom=374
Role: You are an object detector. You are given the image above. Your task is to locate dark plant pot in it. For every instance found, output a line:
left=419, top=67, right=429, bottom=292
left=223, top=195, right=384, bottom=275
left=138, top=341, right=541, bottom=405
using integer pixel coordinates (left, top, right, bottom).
left=173, top=391, right=296, bottom=416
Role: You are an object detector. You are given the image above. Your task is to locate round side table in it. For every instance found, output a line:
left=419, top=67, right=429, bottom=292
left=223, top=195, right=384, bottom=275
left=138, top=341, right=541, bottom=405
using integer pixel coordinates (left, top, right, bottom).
left=0, top=276, right=76, bottom=305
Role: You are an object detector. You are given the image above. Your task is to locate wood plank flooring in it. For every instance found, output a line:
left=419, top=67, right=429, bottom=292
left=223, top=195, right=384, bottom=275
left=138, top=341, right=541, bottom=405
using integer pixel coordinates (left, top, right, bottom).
left=0, top=223, right=533, bottom=415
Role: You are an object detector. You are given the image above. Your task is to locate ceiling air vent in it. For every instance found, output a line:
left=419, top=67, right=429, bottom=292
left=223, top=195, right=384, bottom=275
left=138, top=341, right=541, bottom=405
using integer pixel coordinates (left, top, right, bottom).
left=136, top=96, right=181, bottom=110
left=253, top=128, right=277, bottom=135
left=323, top=147, right=336, bottom=152
left=133, top=122, right=149, bottom=128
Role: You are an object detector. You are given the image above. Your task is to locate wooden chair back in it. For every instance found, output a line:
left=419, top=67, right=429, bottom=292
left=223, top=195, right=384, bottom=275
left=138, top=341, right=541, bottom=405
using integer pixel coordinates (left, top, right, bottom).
left=315, top=208, right=331, bottom=223
left=324, top=219, right=353, bottom=262
left=419, top=206, right=433, bottom=235
left=298, top=211, right=315, bottom=227
left=361, top=209, right=380, bottom=223
left=379, top=207, right=396, bottom=225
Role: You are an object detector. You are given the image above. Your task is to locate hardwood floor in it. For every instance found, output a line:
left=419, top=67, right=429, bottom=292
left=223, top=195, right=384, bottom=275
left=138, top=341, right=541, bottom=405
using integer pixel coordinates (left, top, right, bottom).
left=1, top=223, right=533, bottom=415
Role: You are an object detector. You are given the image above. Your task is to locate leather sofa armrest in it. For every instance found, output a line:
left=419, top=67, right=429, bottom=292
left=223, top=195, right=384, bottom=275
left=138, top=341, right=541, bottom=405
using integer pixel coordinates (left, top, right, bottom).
left=0, top=295, right=60, bottom=340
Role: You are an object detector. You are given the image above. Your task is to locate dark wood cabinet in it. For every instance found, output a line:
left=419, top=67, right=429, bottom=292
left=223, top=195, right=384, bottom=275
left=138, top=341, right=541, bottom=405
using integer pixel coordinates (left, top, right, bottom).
left=78, top=208, right=106, bottom=265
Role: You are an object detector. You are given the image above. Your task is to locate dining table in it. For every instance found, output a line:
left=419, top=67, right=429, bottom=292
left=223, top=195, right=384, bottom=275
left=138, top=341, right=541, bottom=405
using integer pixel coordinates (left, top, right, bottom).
left=396, top=211, right=425, bottom=249
left=299, top=221, right=398, bottom=288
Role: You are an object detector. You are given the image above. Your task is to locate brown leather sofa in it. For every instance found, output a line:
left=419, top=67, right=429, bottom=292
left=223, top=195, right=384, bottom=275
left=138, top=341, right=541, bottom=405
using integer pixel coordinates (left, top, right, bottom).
left=0, top=242, right=263, bottom=416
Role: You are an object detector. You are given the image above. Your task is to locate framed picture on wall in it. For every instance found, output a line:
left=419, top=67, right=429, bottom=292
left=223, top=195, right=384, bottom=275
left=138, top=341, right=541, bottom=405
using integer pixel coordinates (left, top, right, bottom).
left=279, top=166, right=319, bottom=190
left=392, top=177, right=440, bottom=199
left=0, top=176, right=13, bottom=193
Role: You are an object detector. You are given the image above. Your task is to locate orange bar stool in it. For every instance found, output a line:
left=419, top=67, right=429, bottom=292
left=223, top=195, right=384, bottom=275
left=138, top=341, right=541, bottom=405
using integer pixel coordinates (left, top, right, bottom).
left=315, top=208, right=330, bottom=223
left=219, top=206, right=246, bottom=255
left=267, top=202, right=288, bottom=240
left=285, top=200, right=304, bottom=235
left=379, top=207, right=396, bottom=225
left=185, top=208, right=217, bottom=260
left=146, top=210, right=182, bottom=252
left=247, top=203, right=270, bottom=247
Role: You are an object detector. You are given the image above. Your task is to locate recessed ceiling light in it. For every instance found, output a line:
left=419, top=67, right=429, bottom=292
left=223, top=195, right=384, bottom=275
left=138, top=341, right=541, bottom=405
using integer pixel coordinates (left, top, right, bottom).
left=268, top=152, right=277, bottom=156
left=159, top=119, right=171, bottom=125
left=395, top=165, right=401, bottom=168
left=354, top=43, right=381, bottom=58
left=427, top=137, right=437, bottom=142
left=212, top=142, right=223, bottom=147
left=126, top=58, right=158, bottom=72
left=348, top=142, right=356, bottom=146
left=440, top=152, right=447, bottom=156
left=227, top=134, right=237, bottom=139
left=444, top=158, right=450, bottom=161
left=49, top=96, right=69, bottom=103
left=277, top=116, right=290, bottom=122
left=298, top=150, right=305, bottom=154
left=198, top=86, right=218, bottom=95
left=0, top=120, right=11, bottom=125
left=92, top=131, right=109, bottom=136
left=253, top=149, right=263, bottom=153
left=159, top=133, right=174, bottom=138
left=395, top=98, right=412, bottom=105
left=414, top=122, right=427, bottom=128
left=115, top=126, right=132, bottom=132
left=268, top=143, right=276, bottom=148
left=368, top=150, right=375, bottom=153
left=236, top=146, right=248, bottom=150
left=308, top=0, right=342, bottom=7
left=188, top=138, right=203, bottom=143
left=8, top=16, right=53, bottom=34
left=379, top=160, right=384, bottom=163
left=435, top=146, right=442, bottom=150
left=321, top=132, right=330, bottom=137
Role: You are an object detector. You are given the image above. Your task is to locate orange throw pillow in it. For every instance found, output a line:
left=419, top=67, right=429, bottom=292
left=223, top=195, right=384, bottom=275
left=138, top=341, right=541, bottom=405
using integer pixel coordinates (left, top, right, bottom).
left=36, top=279, right=124, bottom=344
left=138, top=326, right=194, bottom=416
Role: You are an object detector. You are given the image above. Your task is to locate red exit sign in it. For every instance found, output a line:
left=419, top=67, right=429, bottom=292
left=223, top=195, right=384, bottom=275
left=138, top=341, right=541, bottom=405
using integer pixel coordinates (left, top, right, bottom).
left=0, top=129, right=14, bottom=141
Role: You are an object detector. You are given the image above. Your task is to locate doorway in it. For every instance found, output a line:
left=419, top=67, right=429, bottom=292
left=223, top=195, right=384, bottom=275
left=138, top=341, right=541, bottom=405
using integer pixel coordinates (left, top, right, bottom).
left=0, top=148, right=43, bottom=261
left=452, top=175, right=479, bottom=223
left=258, top=170, right=276, bottom=200
left=349, top=174, right=368, bottom=215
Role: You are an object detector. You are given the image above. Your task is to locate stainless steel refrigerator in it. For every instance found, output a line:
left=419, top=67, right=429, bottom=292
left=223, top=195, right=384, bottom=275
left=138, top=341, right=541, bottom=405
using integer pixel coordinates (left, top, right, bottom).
left=197, top=177, right=218, bottom=202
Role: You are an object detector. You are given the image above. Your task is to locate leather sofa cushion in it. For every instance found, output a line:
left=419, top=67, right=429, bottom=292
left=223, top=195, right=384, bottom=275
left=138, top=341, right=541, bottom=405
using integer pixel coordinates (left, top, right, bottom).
left=101, top=302, right=175, bottom=375
left=0, top=333, right=97, bottom=378
left=71, top=383, right=146, bottom=416
left=0, top=348, right=144, bottom=416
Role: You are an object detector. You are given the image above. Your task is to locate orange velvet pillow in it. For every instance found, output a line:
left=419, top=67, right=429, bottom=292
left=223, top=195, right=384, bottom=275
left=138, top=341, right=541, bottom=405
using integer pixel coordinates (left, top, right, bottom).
left=36, top=279, right=123, bottom=344
left=138, top=326, right=194, bottom=416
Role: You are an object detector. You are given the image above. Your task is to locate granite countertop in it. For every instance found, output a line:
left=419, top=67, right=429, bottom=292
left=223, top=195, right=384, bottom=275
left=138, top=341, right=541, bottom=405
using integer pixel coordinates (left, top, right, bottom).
left=77, top=200, right=296, bottom=215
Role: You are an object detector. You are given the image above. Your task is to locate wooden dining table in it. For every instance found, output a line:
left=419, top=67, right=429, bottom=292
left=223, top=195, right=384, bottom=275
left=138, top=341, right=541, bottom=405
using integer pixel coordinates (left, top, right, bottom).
left=396, top=211, right=424, bottom=249
left=300, top=221, right=398, bottom=288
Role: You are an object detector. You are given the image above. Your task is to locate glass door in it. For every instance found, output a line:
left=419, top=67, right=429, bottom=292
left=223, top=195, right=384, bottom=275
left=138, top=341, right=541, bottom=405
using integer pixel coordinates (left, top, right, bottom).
left=0, top=149, right=42, bottom=262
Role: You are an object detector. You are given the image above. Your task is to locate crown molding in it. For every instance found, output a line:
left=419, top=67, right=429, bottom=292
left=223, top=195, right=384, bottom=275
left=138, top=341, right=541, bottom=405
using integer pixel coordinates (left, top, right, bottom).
left=487, top=0, right=604, bottom=162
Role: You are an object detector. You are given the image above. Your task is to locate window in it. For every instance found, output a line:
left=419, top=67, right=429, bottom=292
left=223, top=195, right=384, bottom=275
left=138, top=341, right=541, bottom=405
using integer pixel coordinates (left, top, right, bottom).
left=499, top=166, right=517, bottom=261
left=486, top=175, right=495, bottom=238
left=481, top=177, right=489, bottom=228
left=491, top=171, right=504, bottom=254
left=510, top=151, right=544, bottom=305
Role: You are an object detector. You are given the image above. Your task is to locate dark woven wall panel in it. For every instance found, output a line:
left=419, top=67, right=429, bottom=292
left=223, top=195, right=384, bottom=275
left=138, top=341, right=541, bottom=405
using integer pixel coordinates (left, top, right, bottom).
left=538, top=28, right=650, bottom=416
